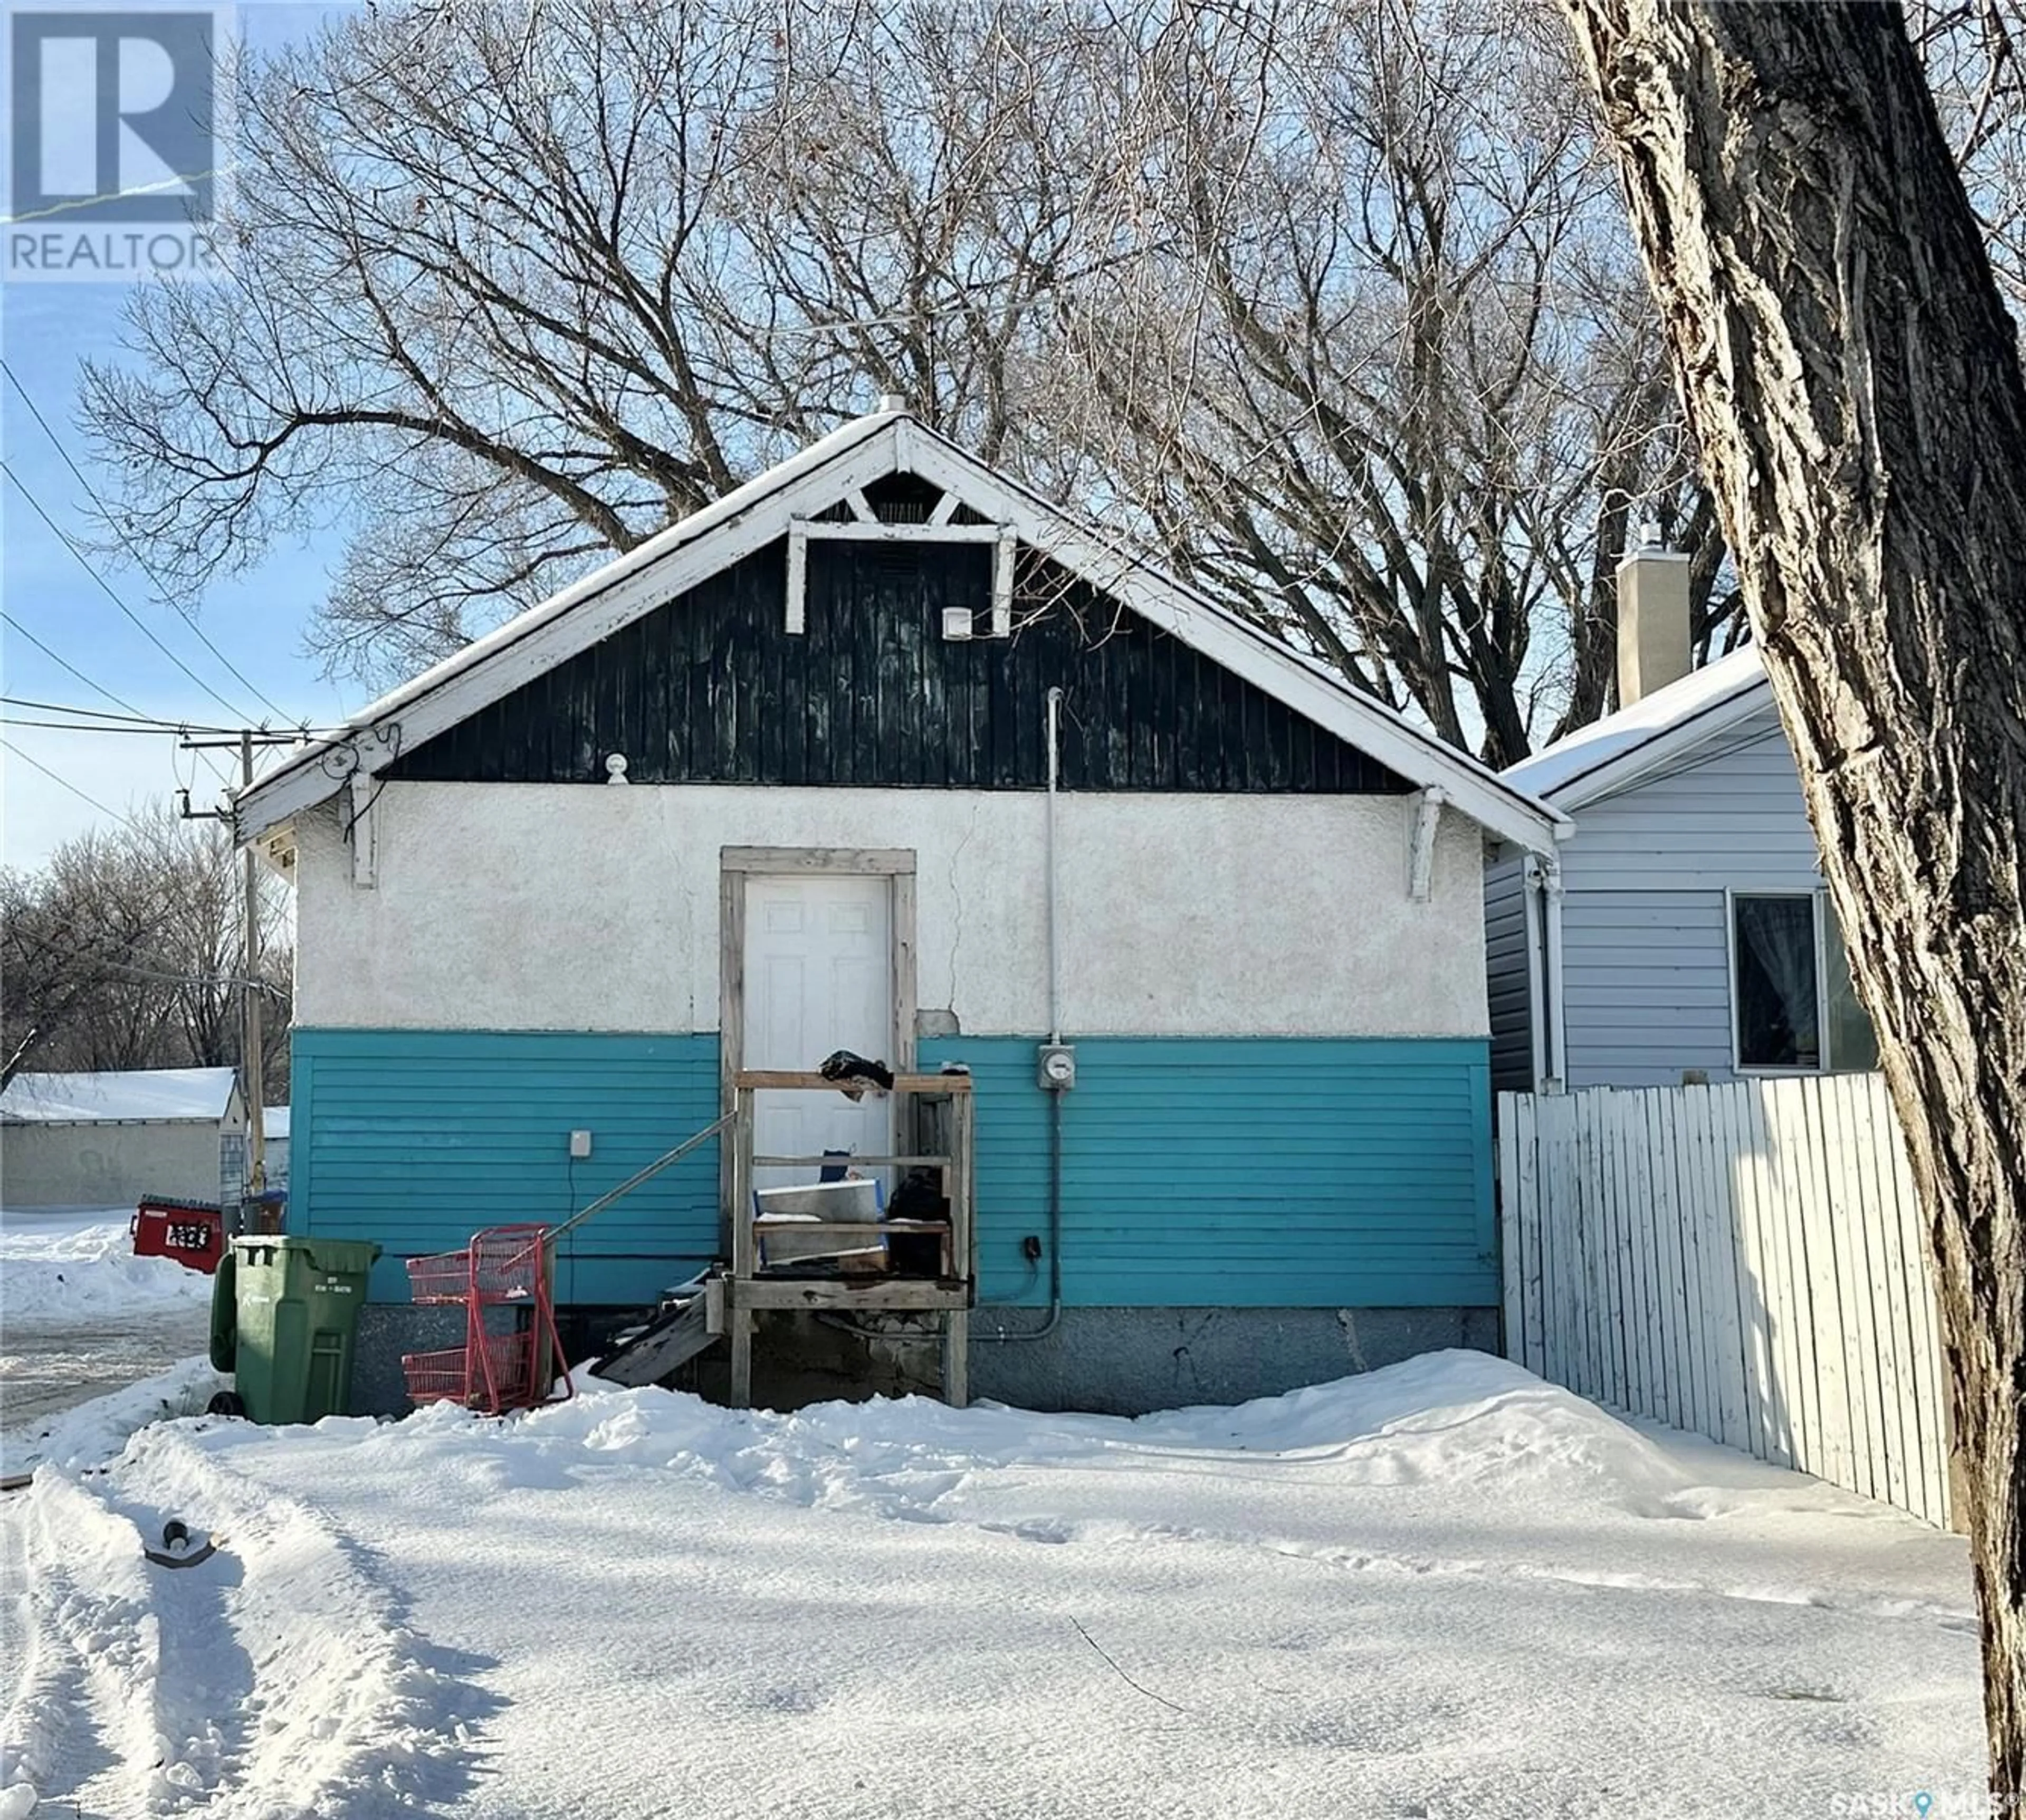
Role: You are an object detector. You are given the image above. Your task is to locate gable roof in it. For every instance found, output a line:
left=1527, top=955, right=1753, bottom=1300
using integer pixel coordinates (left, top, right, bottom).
left=1, top=1066, right=239, bottom=1126
left=238, top=411, right=1566, bottom=853
left=1500, top=645, right=1770, bottom=810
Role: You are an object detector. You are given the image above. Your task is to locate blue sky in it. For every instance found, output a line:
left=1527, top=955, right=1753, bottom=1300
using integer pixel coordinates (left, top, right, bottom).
left=2, top=2, right=355, bottom=869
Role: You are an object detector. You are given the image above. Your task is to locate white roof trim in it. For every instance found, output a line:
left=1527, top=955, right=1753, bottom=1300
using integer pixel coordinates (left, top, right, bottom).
left=1501, top=646, right=1771, bottom=811
left=239, top=414, right=1564, bottom=853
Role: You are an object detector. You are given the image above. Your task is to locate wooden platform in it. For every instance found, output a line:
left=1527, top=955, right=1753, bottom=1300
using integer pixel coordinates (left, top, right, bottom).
left=725, top=1069, right=976, bottom=1407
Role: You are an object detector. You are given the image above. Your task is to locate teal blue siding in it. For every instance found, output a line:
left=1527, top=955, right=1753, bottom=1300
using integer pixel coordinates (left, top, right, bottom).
left=293, top=1028, right=1492, bottom=1311
left=921, top=1036, right=1496, bottom=1309
left=290, top=1029, right=721, bottom=1304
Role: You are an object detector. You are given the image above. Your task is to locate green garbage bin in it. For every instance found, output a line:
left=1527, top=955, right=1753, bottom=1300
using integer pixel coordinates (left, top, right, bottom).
left=219, top=1235, right=382, bottom=1424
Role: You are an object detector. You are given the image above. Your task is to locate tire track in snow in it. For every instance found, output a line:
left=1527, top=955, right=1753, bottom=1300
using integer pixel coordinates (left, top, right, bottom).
left=3, top=1434, right=487, bottom=1819
left=112, top=1426, right=489, bottom=1819
left=86, top=1480, right=255, bottom=1807
left=2, top=1470, right=175, bottom=1817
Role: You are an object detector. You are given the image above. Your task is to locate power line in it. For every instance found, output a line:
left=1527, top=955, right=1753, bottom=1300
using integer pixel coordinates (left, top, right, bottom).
left=2, top=458, right=254, bottom=722
left=0, top=697, right=321, bottom=740
left=0, top=735, right=124, bottom=819
left=3, top=694, right=183, bottom=724
left=1, top=694, right=244, bottom=732
left=102, top=958, right=288, bottom=1001
left=166, top=726, right=234, bottom=806
left=1, top=716, right=237, bottom=736
left=0, top=609, right=151, bottom=719
left=194, top=748, right=236, bottom=795
left=0, top=717, right=294, bottom=811
left=17, top=925, right=288, bottom=1003
left=2, top=361, right=295, bottom=723
left=0, top=717, right=311, bottom=744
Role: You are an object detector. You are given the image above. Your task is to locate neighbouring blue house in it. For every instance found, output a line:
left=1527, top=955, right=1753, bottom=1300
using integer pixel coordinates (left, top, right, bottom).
left=1485, top=537, right=1877, bottom=1095
left=235, top=407, right=1563, bottom=1414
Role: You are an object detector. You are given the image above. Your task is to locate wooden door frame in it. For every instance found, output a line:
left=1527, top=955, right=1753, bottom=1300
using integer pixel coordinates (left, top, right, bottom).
left=717, top=846, right=919, bottom=1246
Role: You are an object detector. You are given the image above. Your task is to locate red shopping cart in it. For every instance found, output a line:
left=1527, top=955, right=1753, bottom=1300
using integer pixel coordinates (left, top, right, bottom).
left=400, top=1223, right=572, bottom=1415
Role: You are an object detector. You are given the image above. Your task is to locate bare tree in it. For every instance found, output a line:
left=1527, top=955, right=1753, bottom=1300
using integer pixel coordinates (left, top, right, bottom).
left=1906, top=0, right=2026, bottom=310
left=77, top=0, right=2017, bottom=757
left=1, top=805, right=293, bottom=1098
left=76, top=0, right=1690, bottom=755
left=735, top=3, right=1130, bottom=469
left=1045, top=0, right=1737, bottom=761
left=83, top=1, right=801, bottom=683
left=1557, top=0, right=2026, bottom=1786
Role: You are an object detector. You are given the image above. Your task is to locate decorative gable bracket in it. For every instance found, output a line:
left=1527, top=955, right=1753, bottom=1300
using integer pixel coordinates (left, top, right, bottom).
left=785, top=509, right=1015, bottom=640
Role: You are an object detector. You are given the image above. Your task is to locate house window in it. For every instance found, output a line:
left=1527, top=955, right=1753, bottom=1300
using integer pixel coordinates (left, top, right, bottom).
left=1822, top=911, right=1881, bottom=1072
left=1731, top=892, right=1879, bottom=1073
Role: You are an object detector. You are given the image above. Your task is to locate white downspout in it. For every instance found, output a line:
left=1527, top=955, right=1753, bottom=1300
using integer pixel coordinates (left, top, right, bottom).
left=1522, top=854, right=1549, bottom=1093
left=1542, top=854, right=1569, bottom=1093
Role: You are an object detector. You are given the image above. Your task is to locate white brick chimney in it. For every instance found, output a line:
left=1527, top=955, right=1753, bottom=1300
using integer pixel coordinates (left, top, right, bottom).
left=1616, top=526, right=1692, bottom=706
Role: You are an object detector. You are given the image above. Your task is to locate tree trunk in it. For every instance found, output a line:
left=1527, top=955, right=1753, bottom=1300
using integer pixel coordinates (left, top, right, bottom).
left=1557, top=0, right=2026, bottom=1788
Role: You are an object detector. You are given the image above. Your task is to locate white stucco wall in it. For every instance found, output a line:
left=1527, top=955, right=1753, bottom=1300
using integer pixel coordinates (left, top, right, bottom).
left=291, top=783, right=1488, bottom=1038
left=0, top=1121, right=225, bottom=1209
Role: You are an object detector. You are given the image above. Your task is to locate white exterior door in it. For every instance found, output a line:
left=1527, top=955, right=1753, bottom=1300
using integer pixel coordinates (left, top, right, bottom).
left=743, top=873, right=894, bottom=1190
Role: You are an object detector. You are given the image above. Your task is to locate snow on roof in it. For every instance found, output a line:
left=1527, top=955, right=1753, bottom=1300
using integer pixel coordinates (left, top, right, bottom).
left=1501, top=644, right=1768, bottom=806
left=0, top=1067, right=239, bottom=1126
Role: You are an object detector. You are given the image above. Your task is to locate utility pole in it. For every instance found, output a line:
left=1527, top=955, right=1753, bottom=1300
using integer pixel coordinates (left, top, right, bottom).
left=182, top=728, right=298, bottom=1228
left=240, top=728, right=266, bottom=1211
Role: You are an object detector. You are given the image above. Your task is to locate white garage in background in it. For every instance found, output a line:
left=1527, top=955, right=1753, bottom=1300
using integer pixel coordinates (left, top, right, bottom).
left=0, top=1068, right=246, bottom=1210
left=263, top=1106, right=290, bottom=1193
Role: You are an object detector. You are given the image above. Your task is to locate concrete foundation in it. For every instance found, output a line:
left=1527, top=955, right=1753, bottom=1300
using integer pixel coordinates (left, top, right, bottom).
left=350, top=1303, right=471, bottom=1417
left=969, top=1306, right=1500, bottom=1415
left=348, top=1302, right=1499, bottom=1419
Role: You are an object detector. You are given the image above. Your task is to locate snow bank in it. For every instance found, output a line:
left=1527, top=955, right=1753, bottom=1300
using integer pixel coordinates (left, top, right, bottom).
left=2, top=1356, right=225, bottom=1475
left=0, top=1209, right=212, bottom=1326
left=522, top=1347, right=1696, bottom=1516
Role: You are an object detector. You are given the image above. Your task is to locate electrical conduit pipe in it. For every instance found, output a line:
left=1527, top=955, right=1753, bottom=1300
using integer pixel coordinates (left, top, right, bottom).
left=988, top=685, right=1065, bottom=1341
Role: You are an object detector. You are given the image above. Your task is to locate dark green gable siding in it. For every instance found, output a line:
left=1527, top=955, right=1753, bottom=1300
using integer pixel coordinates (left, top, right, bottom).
left=387, top=542, right=1411, bottom=795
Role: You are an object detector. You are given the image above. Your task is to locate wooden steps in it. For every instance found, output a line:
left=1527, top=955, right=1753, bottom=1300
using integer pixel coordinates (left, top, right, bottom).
left=590, top=1275, right=724, bottom=1388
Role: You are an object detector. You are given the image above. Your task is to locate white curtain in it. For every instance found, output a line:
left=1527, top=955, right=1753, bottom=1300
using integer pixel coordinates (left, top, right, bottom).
left=1737, top=897, right=1819, bottom=1063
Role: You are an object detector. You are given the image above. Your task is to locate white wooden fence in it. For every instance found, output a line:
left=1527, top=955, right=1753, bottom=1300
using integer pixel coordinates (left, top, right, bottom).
left=1497, top=1074, right=1955, bottom=1528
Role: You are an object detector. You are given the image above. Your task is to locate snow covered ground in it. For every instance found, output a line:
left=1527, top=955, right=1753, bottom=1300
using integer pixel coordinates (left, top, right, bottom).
left=2, top=1209, right=214, bottom=1439
left=0, top=1352, right=1987, bottom=1818
left=2, top=1209, right=214, bottom=1325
